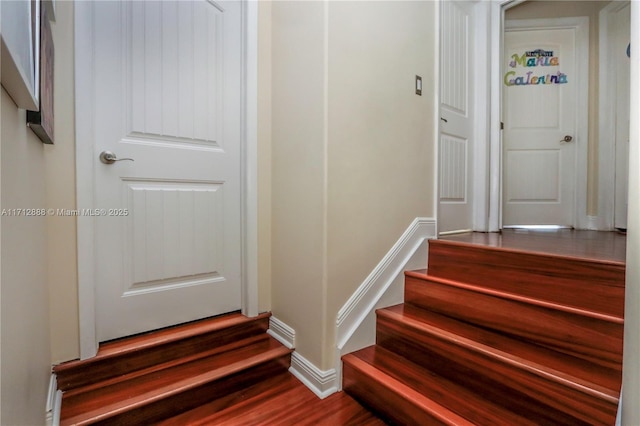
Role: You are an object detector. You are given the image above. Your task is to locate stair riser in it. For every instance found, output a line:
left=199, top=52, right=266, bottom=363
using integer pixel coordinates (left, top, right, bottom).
left=80, top=354, right=291, bottom=426
left=346, top=346, right=545, bottom=426
left=376, top=315, right=618, bottom=425
left=405, top=276, right=623, bottom=370
left=427, top=241, right=625, bottom=317
left=343, top=362, right=455, bottom=426
left=56, top=317, right=270, bottom=391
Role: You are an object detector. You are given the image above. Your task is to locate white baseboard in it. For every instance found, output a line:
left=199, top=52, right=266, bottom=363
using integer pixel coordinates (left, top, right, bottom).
left=336, top=218, right=436, bottom=350
left=267, top=316, right=338, bottom=399
left=46, top=374, right=61, bottom=426
left=267, top=316, right=295, bottom=349
left=271, top=218, right=436, bottom=399
left=438, top=228, right=472, bottom=236
left=289, top=351, right=338, bottom=399
left=334, top=217, right=436, bottom=389
left=586, top=215, right=611, bottom=231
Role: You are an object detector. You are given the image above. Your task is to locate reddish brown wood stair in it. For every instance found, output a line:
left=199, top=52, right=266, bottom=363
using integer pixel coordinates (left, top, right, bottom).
left=53, top=312, right=294, bottom=425
left=343, top=235, right=625, bottom=426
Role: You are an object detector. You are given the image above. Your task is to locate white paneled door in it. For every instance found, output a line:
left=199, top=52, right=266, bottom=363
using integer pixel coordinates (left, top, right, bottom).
left=91, top=1, right=242, bottom=342
left=439, top=0, right=475, bottom=234
left=503, top=20, right=586, bottom=227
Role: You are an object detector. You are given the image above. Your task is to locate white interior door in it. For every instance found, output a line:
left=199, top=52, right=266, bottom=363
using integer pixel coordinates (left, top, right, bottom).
left=439, top=1, right=475, bottom=234
left=613, top=5, right=630, bottom=230
left=503, top=19, right=586, bottom=227
left=91, top=0, right=243, bottom=342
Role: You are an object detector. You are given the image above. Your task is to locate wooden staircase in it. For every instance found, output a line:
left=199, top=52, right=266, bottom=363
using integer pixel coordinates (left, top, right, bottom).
left=53, top=312, right=293, bottom=425
left=343, top=236, right=625, bottom=426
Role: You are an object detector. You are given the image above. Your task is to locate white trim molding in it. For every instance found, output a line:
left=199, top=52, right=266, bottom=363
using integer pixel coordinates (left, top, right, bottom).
left=266, top=316, right=337, bottom=398
left=267, top=316, right=295, bottom=350
left=74, top=0, right=99, bottom=360
left=599, top=1, right=630, bottom=231
left=334, top=218, right=436, bottom=390
left=46, top=374, right=61, bottom=426
left=242, top=0, right=259, bottom=318
left=336, top=218, right=436, bottom=351
left=289, top=352, right=338, bottom=400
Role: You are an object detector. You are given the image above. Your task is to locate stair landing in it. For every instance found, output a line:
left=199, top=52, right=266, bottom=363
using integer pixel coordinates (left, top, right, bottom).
left=440, top=229, right=626, bottom=263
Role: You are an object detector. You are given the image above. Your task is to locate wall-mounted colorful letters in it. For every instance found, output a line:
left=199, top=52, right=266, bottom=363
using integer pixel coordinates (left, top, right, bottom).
left=504, top=49, right=568, bottom=87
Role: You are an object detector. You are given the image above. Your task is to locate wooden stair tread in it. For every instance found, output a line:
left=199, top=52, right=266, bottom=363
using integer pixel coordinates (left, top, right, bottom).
left=343, top=352, right=475, bottom=426
left=60, top=335, right=291, bottom=425
left=380, top=304, right=620, bottom=396
left=430, top=237, right=626, bottom=267
left=406, top=269, right=623, bottom=324
left=157, top=373, right=385, bottom=426
left=426, top=239, right=625, bottom=317
left=54, top=311, right=271, bottom=391
left=438, top=230, right=626, bottom=263
left=101, top=312, right=267, bottom=354
left=404, top=272, right=623, bottom=371
left=344, top=346, right=537, bottom=426
left=62, top=334, right=268, bottom=398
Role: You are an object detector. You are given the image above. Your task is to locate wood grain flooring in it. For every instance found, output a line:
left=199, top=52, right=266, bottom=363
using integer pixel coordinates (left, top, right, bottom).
left=343, top=231, right=624, bottom=425
left=54, top=311, right=271, bottom=392
left=440, top=229, right=626, bottom=263
left=428, top=236, right=625, bottom=318
left=157, top=372, right=386, bottom=426
left=54, top=310, right=384, bottom=425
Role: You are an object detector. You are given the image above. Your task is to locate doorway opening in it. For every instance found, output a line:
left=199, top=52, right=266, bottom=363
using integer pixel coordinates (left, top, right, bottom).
left=501, top=15, right=588, bottom=228
left=493, top=0, right=630, bottom=232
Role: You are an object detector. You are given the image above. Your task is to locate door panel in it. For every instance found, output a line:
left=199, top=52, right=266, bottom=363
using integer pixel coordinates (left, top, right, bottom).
left=92, top=0, right=242, bottom=342
left=503, top=25, right=578, bottom=227
left=439, top=0, right=474, bottom=233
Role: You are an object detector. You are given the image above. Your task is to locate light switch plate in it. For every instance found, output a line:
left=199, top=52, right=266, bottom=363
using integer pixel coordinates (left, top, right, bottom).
left=415, top=75, right=422, bottom=96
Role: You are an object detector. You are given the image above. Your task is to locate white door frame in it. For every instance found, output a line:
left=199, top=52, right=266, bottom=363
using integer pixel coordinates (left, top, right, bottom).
left=488, top=4, right=589, bottom=231
left=472, top=0, right=524, bottom=233
left=599, top=0, right=630, bottom=230
left=75, top=1, right=259, bottom=359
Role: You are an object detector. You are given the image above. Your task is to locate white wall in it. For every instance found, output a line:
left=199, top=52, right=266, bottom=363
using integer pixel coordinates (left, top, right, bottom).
left=325, top=0, right=436, bottom=368
left=45, top=0, right=79, bottom=364
left=271, top=0, right=328, bottom=369
left=622, top=2, right=639, bottom=423
left=270, top=0, right=437, bottom=371
left=0, top=4, right=77, bottom=422
left=1, top=88, right=51, bottom=425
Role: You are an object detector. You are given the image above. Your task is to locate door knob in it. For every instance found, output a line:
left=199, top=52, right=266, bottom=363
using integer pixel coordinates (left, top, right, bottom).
left=560, top=135, right=573, bottom=143
left=99, top=151, right=134, bottom=164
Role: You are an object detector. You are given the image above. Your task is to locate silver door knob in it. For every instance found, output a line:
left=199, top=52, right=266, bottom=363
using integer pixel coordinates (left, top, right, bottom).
left=99, top=151, right=134, bottom=164
left=560, top=135, right=573, bottom=143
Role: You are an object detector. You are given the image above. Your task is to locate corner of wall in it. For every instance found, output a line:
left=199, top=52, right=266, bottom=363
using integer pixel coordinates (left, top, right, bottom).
left=289, top=352, right=338, bottom=400
left=267, top=315, right=338, bottom=399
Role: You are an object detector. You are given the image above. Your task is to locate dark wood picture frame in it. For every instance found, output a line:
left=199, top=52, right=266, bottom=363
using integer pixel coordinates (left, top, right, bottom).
left=27, top=3, right=54, bottom=145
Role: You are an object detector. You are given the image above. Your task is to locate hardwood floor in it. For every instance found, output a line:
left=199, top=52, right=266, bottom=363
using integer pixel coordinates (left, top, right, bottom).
left=157, top=373, right=386, bottom=426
